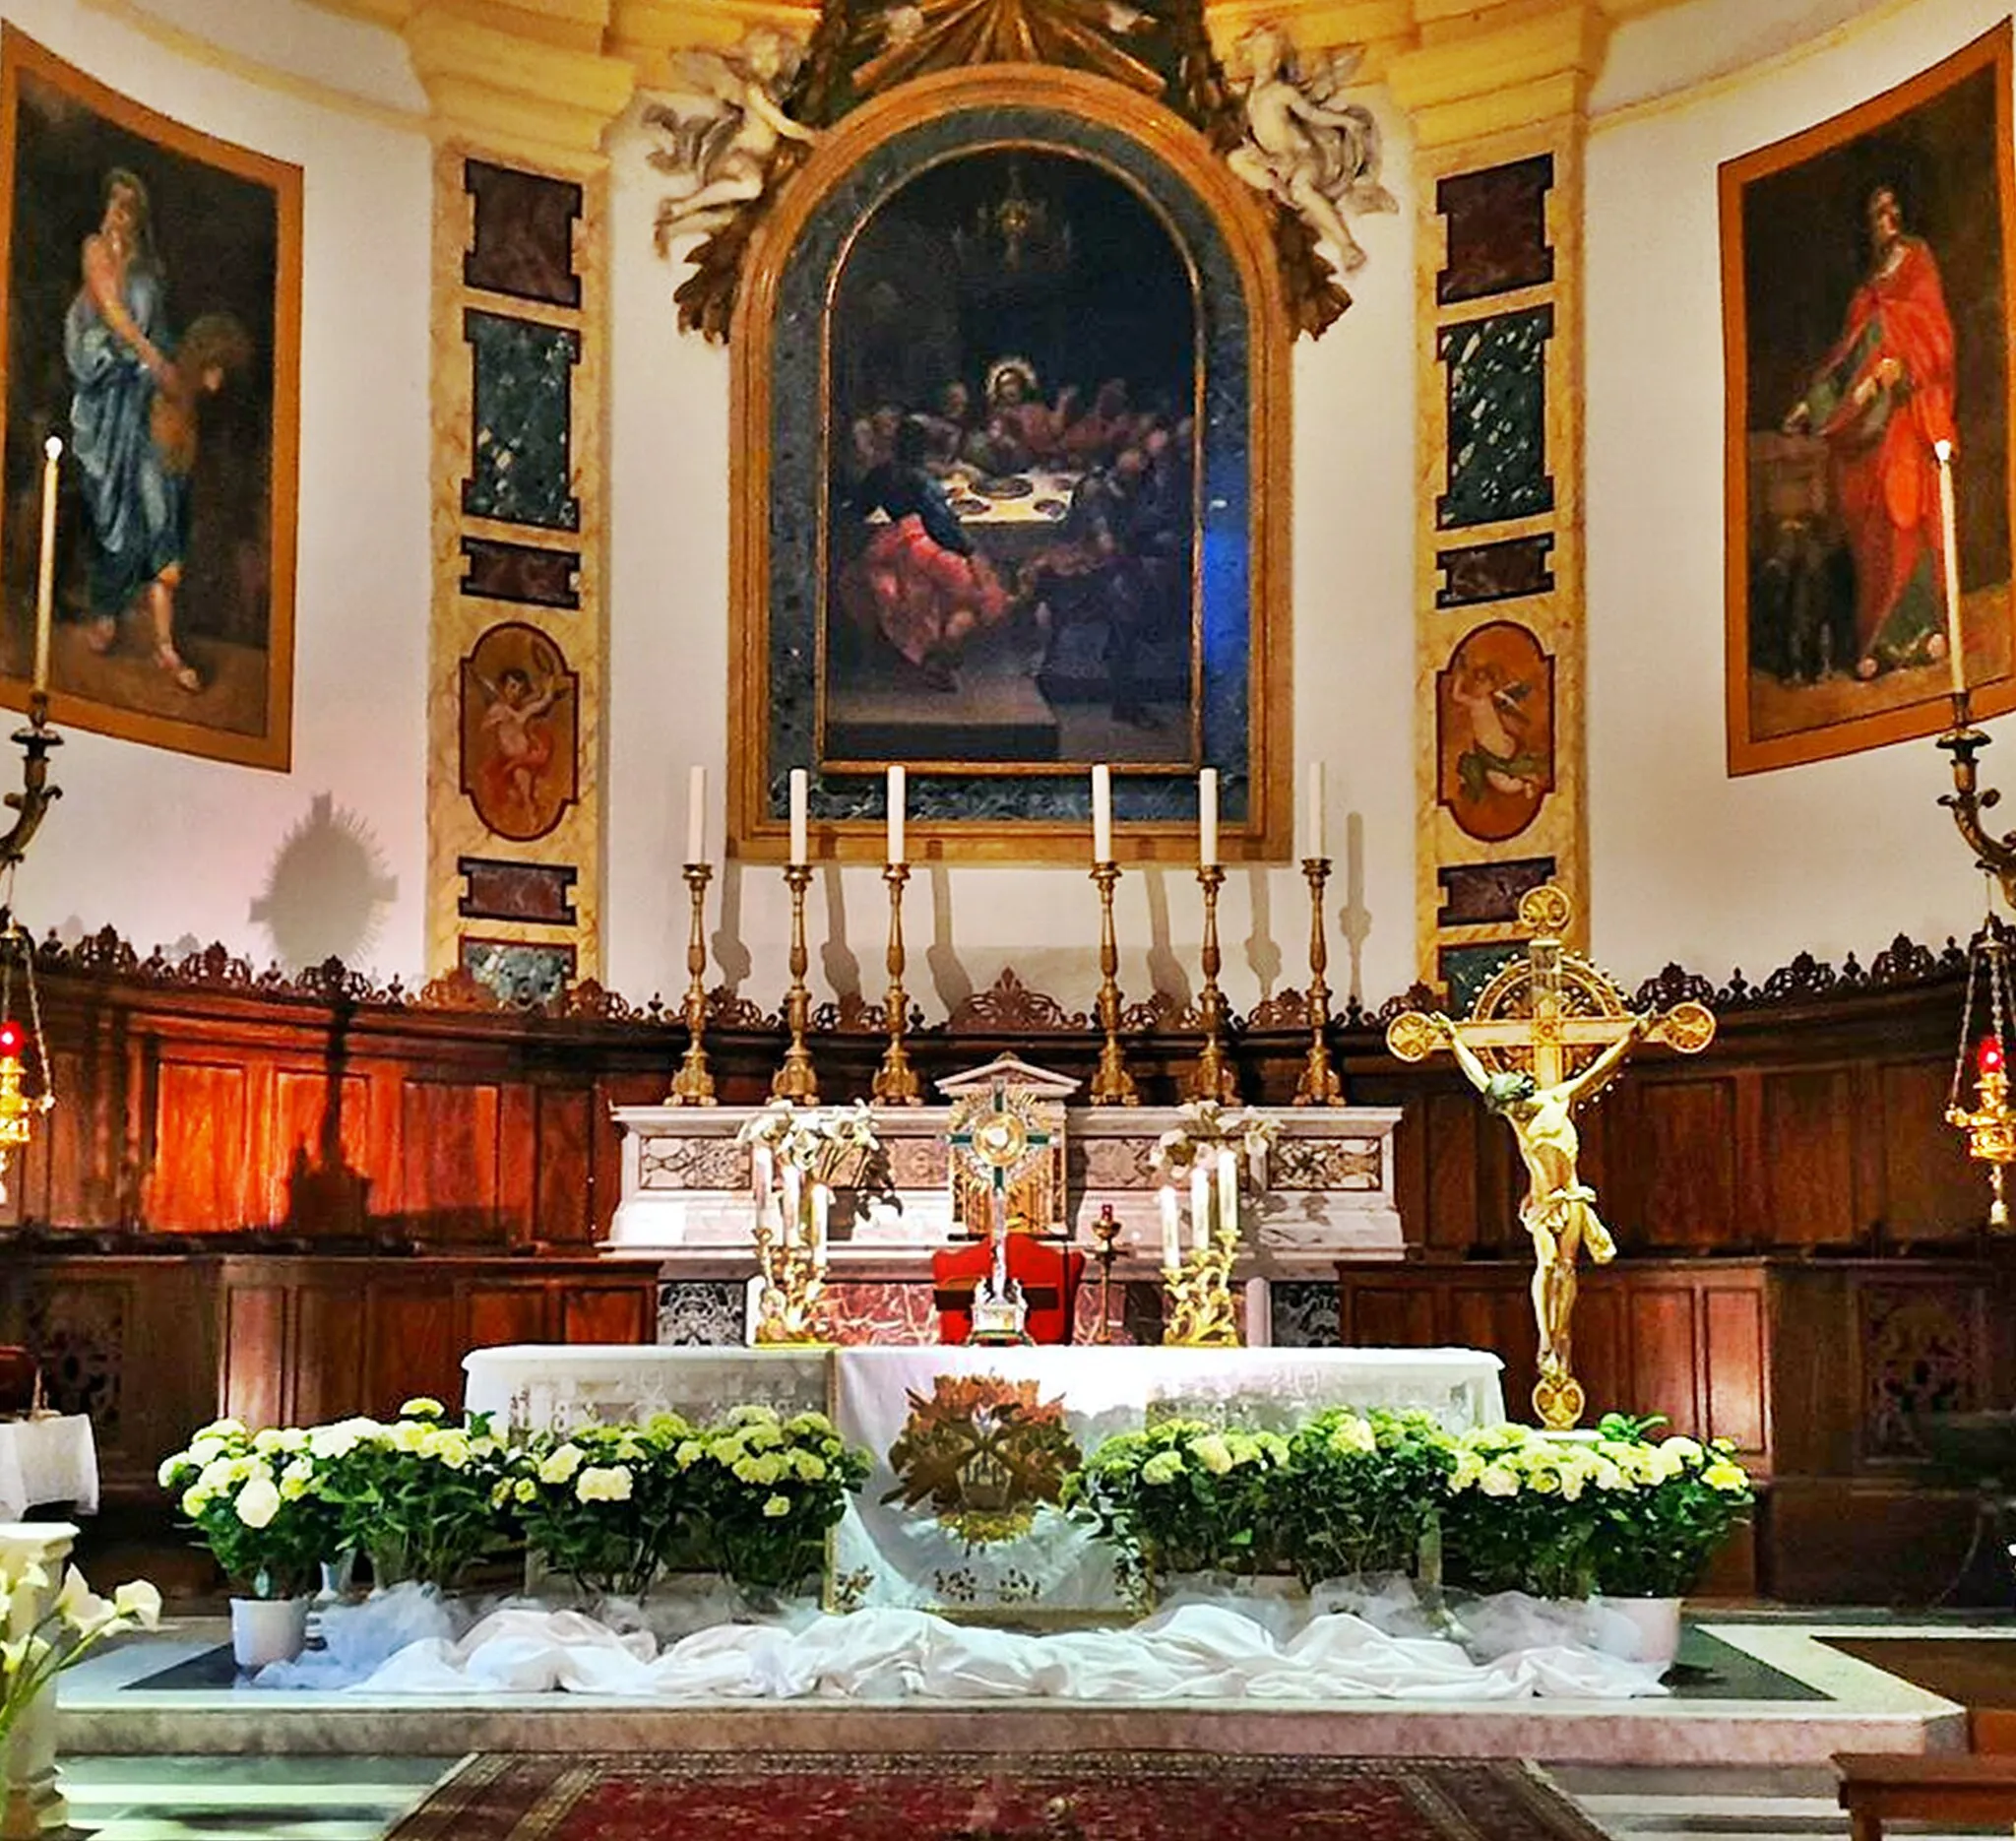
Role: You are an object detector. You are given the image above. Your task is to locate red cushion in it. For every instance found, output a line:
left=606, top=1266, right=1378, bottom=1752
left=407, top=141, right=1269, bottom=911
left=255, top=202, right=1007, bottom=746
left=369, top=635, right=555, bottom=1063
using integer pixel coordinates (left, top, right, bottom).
left=931, top=1235, right=1087, bottom=1344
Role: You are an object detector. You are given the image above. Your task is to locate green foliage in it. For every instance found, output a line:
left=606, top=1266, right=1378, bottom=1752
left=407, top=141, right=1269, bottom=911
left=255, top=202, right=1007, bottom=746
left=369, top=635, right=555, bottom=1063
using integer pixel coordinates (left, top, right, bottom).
left=505, top=1416, right=706, bottom=1601
left=1061, top=1420, right=1292, bottom=1596
left=1276, top=1409, right=1455, bottom=1586
left=1589, top=1416, right=1757, bottom=1599
left=157, top=1418, right=339, bottom=1599
left=683, top=1405, right=871, bottom=1594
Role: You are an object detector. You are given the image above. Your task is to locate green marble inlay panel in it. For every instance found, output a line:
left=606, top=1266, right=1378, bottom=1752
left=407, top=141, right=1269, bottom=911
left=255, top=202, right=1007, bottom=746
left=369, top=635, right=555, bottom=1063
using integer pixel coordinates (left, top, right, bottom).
left=463, top=310, right=581, bottom=532
left=1437, top=306, right=1553, bottom=531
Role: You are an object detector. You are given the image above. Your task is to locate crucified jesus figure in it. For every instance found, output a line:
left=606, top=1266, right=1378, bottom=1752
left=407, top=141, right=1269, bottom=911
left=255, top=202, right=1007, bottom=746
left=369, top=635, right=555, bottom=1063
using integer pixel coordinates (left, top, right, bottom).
left=1423, top=1011, right=1650, bottom=1428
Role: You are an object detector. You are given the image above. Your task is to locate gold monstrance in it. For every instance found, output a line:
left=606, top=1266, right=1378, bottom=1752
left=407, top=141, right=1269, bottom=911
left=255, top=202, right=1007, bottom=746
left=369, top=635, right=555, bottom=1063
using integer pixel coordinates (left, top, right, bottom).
left=1385, top=885, right=1716, bottom=1430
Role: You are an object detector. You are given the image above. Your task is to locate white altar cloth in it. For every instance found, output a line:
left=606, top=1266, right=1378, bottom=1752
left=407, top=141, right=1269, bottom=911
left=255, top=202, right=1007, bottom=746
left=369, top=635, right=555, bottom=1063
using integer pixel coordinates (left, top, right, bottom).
left=464, top=1344, right=1505, bottom=1613
left=0, top=1416, right=97, bottom=1521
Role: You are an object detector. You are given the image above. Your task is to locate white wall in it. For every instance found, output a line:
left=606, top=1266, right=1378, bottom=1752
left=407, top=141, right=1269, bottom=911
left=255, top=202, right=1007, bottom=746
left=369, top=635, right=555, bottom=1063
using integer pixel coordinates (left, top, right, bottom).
left=0, top=0, right=430, bottom=975
left=1586, top=0, right=1998, bottom=982
left=601, top=104, right=1421, bottom=1019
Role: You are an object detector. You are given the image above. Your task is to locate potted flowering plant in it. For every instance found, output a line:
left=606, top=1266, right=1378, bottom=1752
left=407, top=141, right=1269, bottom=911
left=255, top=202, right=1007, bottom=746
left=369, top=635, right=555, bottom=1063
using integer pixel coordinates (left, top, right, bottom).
left=1277, top=1408, right=1456, bottom=1585
left=1062, top=1419, right=1292, bottom=1599
left=1439, top=1423, right=1621, bottom=1602
left=505, top=1415, right=705, bottom=1602
left=686, top=1405, right=869, bottom=1596
left=158, top=1417, right=335, bottom=1665
left=308, top=1398, right=511, bottom=1591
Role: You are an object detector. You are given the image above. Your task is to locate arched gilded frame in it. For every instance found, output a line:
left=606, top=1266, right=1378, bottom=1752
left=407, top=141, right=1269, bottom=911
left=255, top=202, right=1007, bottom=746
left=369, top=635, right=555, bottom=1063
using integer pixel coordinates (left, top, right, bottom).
left=729, top=66, right=1290, bottom=864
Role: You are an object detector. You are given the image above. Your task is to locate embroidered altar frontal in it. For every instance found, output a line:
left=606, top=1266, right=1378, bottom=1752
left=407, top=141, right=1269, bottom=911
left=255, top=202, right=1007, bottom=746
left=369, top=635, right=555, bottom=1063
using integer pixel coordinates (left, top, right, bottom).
left=465, top=1344, right=1505, bottom=1613
left=389, top=1753, right=1608, bottom=1841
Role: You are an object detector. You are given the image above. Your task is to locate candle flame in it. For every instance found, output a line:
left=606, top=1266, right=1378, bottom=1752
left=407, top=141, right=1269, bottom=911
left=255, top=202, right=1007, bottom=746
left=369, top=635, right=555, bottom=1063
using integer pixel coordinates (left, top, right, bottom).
left=41, top=436, right=60, bottom=462
left=1934, top=438, right=1954, bottom=464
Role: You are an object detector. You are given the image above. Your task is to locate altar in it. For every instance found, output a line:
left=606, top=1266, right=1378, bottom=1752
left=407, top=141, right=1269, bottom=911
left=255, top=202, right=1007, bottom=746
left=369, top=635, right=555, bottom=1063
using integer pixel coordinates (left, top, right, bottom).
left=464, top=1343, right=1504, bottom=1613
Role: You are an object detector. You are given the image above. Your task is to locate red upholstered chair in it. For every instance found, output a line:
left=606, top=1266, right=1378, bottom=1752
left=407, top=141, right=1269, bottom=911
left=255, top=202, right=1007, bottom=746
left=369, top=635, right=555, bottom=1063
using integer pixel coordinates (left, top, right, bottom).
left=932, top=1233, right=1087, bottom=1344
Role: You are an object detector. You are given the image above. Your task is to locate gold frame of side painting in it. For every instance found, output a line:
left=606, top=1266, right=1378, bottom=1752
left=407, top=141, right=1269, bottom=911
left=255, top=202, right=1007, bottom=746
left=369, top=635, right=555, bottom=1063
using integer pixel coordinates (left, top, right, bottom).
left=0, top=28, right=301, bottom=770
left=728, top=63, right=1292, bottom=864
left=1721, top=22, right=2016, bottom=776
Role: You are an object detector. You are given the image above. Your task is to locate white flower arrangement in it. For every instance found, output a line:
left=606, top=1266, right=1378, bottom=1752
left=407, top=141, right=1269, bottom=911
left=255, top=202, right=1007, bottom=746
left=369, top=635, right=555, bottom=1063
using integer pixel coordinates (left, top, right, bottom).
left=0, top=1557, right=158, bottom=1749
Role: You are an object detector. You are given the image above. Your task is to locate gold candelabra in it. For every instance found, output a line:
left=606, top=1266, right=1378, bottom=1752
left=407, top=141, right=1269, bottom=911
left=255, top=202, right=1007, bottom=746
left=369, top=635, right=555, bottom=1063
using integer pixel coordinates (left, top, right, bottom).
left=0, top=694, right=61, bottom=872
left=1293, top=856, right=1345, bottom=1106
left=1088, top=1202, right=1122, bottom=1345
left=771, top=863, right=819, bottom=1103
left=1938, top=690, right=2016, bottom=909
left=1089, top=861, right=1138, bottom=1106
left=666, top=862, right=717, bottom=1105
left=1163, top=1228, right=1240, bottom=1347
left=751, top=1203, right=829, bottom=1346
left=872, top=863, right=920, bottom=1105
left=1187, top=865, right=1239, bottom=1104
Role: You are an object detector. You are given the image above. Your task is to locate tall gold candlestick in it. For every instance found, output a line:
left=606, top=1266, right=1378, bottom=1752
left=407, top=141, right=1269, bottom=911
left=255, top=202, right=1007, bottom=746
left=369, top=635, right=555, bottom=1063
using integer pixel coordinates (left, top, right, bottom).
left=1090, top=860, right=1139, bottom=1106
left=771, top=863, right=819, bottom=1103
left=667, top=862, right=717, bottom=1105
left=1293, top=857, right=1345, bottom=1106
left=1187, top=864, right=1239, bottom=1103
left=872, top=862, right=920, bottom=1105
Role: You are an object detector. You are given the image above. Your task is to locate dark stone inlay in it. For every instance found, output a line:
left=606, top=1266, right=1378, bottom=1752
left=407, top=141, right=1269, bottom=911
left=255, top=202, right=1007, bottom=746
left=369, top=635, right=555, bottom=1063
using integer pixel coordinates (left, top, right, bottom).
left=1436, top=857, right=1556, bottom=926
left=458, top=857, right=578, bottom=924
left=464, top=159, right=584, bottom=308
left=462, top=936, right=576, bottom=1007
left=1436, top=535, right=1555, bottom=608
left=1439, top=940, right=1519, bottom=1011
left=768, top=108, right=1253, bottom=828
left=463, top=310, right=581, bottom=533
left=460, top=537, right=581, bottom=610
left=1437, top=155, right=1554, bottom=305
left=1437, top=306, right=1554, bottom=531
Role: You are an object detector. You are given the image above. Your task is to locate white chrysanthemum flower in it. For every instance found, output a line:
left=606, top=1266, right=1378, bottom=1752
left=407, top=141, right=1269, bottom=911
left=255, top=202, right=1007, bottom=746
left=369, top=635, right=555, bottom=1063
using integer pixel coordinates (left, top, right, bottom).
left=234, top=1475, right=282, bottom=1529
left=537, top=1443, right=585, bottom=1486
left=762, top=1494, right=791, bottom=1518
left=1190, top=1433, right=1233, bottom=1476
left=574, top=1465, right=634, bottom=1504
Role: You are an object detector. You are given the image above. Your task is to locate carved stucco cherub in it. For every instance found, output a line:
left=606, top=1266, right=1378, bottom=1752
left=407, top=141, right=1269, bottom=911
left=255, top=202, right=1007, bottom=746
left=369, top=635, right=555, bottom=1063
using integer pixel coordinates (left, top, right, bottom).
left=1224, top=24, right=1394, bottom=273
left=646, top=28, right=818, bottom=250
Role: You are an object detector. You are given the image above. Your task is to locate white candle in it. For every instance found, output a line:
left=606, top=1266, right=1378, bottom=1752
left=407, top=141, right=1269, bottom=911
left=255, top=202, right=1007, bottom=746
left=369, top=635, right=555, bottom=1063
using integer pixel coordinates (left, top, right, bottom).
left=1198, top=768, right=1219, bottom=867
left=782, top=1162, right=803, bottom=1246
left=752, top=1141, right=774, bottom=1207
left=1190, top=1160, right=1212, bottom=1250
left=1304, top=762, right=1326, bottom=861
left=1935, top=440, right=1966, bottom=694
left=1160, top=1184, right=1180, bottom=1271
left=685, top=765, right=706, bottom=865
left=788, top=768, right=809, bottom=865
left=810, top=1182, right=829, bottom=1262
left=1092, top=763, right=1112, bottom=862
left=886, top=764, right=906, bottom=866
left=32, top=437, right=60, bottom=695
left=1216, top=1145, right=1239, bottom=1244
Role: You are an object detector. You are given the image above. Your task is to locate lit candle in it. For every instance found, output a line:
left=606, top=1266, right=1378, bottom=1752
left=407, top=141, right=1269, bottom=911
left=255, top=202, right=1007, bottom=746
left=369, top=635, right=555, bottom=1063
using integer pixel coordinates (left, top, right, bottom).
left=1981, top=1035, right=2005, bottom=1077
left=788, top=768, right=808, bottom=865
left=1198, top=768, right=1219, bottom=867
left=685, top=764, right=706, bottom=865
left=1092, top=763, right=1112, bottom=862
left=1934, top=440, right=1966, bottom=694
left=1190, top=1158, right=1212, bottom=1251
left=1216, top=1144, right=1238, bottom=1244
left=32, top=436, right=60, bottom=695
left=1304, top=762, right=1326, bottom=861
left=1160, top=1184, right=1180, bottom=1271
left=887, top=764, right=906, bottom=867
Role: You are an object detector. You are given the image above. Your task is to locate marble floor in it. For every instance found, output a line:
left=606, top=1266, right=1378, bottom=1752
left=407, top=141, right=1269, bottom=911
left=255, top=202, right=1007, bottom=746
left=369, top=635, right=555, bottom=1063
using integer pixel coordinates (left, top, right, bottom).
left=38, top=1618, right=2016, bottom=1839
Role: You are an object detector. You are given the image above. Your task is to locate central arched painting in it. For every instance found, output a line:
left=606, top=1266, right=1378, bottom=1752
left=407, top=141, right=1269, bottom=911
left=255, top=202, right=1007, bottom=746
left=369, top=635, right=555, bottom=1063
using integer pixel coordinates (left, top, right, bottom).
left=819, top=148, right=1201, bottom=770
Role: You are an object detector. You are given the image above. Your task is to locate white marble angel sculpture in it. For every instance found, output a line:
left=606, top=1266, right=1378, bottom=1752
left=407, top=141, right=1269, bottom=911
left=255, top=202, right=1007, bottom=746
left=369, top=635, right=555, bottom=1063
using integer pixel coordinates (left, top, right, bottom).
left=1225, top=25, right=1394, bottom=273
left=647, top=28, right=816, bottom=248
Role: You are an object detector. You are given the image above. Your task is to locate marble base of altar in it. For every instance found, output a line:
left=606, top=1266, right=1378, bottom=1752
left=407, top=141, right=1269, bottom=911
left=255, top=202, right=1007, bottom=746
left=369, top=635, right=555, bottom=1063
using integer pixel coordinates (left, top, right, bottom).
left=605, top=1104, right=1404, bottom=1324
left=463, top=1343, right=1504, bottom=1612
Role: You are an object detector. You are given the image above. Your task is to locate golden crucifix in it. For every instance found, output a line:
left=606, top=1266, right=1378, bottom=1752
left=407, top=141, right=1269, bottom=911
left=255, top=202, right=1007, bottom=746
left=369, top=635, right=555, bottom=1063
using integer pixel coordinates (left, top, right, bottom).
left=1386, top=885, right=1716, bottom=1430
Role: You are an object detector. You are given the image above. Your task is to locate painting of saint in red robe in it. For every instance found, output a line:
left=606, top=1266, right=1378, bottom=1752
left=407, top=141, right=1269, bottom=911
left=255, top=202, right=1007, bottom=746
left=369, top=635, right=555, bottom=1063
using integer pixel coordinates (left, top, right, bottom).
left=1723, top=25, right=2016, bottom=773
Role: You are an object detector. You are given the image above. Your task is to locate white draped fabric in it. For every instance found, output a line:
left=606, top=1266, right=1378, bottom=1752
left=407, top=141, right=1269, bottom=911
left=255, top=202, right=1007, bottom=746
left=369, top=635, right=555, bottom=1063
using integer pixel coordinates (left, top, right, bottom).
left=0, top=1416, right=96, bottom=1520
left=258, top=1580, right=1669, bottom=1702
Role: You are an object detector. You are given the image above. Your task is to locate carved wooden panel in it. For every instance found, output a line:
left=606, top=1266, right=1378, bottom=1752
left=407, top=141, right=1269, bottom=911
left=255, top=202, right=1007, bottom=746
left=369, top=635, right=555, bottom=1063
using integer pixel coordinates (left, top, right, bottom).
left=399, top=1080, right=502, bottom=1240
left=561, top=1280, right=655, bottom=1345
left=223, top=1282, right=287, bottom=1431
left=151, top=1058, right=250, bottom=1230
left=367, top=1279, right=462, bottom=1413
left=291, top=1281, right=367, bottom=1426
left=466, top=1282, right=547, bottom=1353
left=1633, top=1079, right=1736, bottom=1248
left=1625, top=1285, right=1700, bottom=1434
left=1878, top=1057, right=1984, bottom=1241
left=535, top=1086, right=594, bottom=1246
left=1762, top=1067, right=1858, bottom=1244
left=268, top=1069, right=374, bottom=1228
left=1703, top=1283, right=1769, bottom=1455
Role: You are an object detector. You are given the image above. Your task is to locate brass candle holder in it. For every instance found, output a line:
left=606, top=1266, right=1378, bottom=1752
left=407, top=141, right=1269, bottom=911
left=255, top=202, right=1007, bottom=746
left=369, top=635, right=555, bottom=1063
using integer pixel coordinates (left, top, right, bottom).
left=1187, top=864, right=1239, bottom=1104
left=771, top=863, right=819, bottom=1104
left=1088, top=1202, right=1122, bottom=1345
left=1090, top=861, right=1138, bottom=1106
left=666, top=862, right=717, bottom=1106
left=1293, top=856, right=1346, bottom=1106
left=1162, top=1228, right=1241, bottom=1348
left=0, top=693, right=61, bottom=871
left=871, top=863, right=920, bottom=1105
left=1949, top=1039, right=2016, bottom=1229
left=1937, top=689, right=2016, bottom=909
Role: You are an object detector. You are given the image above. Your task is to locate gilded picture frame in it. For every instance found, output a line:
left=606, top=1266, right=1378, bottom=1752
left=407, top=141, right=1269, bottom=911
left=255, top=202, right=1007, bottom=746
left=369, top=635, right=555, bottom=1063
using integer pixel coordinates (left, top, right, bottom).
left=730, top=65, right=1291, bottom=863
left=0, top=29, right=301, bottom=770
left=1721, top=24, right=2016, bottom=775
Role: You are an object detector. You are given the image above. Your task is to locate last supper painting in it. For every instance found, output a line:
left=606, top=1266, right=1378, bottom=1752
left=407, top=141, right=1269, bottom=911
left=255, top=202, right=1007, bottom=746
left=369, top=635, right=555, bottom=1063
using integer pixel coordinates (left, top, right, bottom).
left=819, top=149, right=1201, bottom=772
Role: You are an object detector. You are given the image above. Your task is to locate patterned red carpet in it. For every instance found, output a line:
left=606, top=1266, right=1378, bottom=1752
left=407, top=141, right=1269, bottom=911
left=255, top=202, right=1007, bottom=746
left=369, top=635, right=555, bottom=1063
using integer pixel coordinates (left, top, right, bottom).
left=386, top=1752, right=1610, bottom=1840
